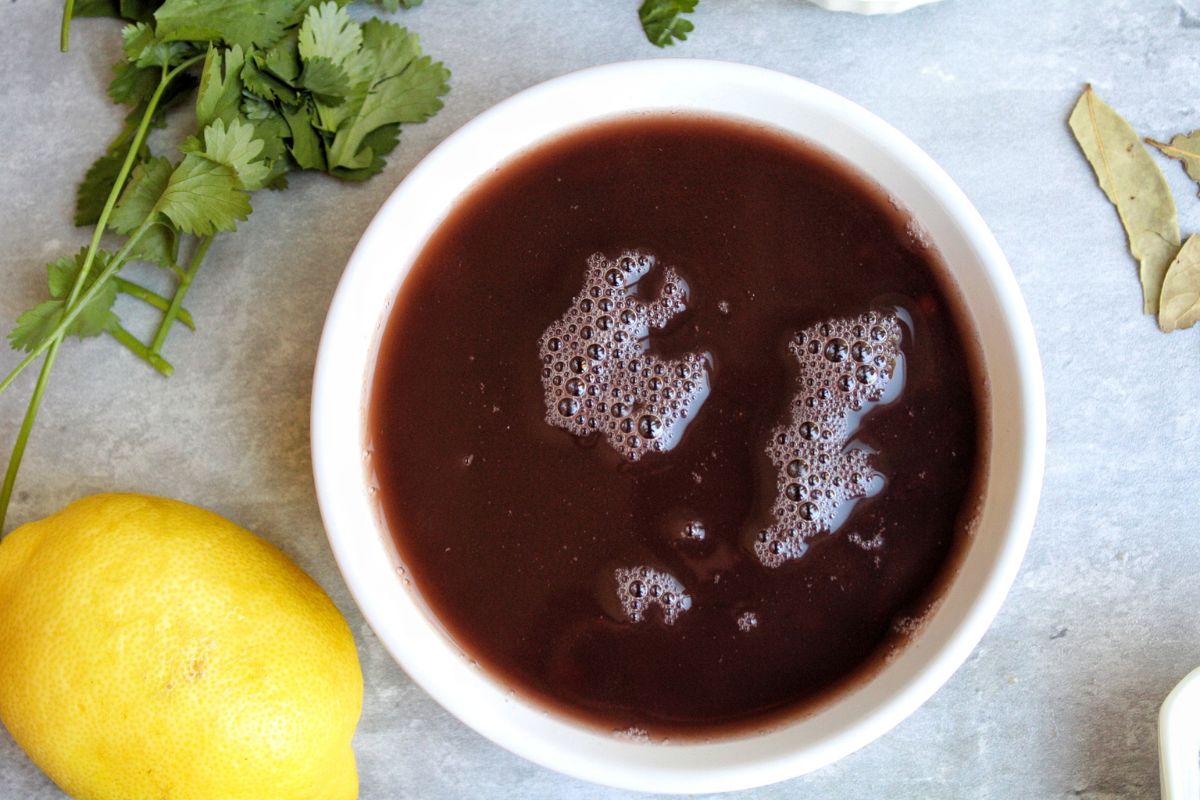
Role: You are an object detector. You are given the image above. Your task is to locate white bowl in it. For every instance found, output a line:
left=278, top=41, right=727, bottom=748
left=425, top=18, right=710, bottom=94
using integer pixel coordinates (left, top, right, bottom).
left=311, top=59, right=1045, bottom=794
left=806, top=0, right=944, bottom=13
left=1160, top=665, right=1200, bottom=800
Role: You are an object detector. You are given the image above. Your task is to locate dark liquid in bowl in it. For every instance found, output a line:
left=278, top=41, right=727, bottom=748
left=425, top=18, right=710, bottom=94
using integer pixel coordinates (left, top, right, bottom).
left=369, top=114, right=986, bottom=738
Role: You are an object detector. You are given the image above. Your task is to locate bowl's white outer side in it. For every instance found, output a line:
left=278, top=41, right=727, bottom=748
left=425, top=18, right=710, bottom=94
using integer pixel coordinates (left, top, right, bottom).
left=1160, top=665, right=1200, bottom=800
left=807, top=0, right=944, bottom=13
left=311, top=59, right=1045, bottom=794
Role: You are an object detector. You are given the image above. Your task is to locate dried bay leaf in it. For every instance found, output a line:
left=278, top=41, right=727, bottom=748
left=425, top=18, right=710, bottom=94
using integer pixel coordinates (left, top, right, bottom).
left=1148, top=132, right=1200, bottom=186
left=1159, top=235, right=1200, bottom=332
left=1147, top=134, right=1200, bottom=331
left=1069, top=85, right=1180, bottom=315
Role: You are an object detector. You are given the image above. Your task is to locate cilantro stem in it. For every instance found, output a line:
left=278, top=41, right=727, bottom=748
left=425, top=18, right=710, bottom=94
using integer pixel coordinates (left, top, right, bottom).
left=0, top=53, right=203, bottom=527
left=0, top=219, right=151, bottom=530
left=60, top=57, right=202, bottom=313
left=0, top=56, right=201, bottom=399
left=107, top=323, right=174, bottom=377
left=114, top=278, right=196, bottom=330
left=0, top=220, right=155, bottom=395
left=0, top=346, right=61, bottom=531
left=60, top=0, right=76, bottom=53
left=150, top=236, right=212, bottom=355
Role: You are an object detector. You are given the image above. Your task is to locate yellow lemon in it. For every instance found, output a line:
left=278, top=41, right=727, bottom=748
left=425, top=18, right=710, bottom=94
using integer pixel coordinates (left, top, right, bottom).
left=0, top=493, right=363, bottom=800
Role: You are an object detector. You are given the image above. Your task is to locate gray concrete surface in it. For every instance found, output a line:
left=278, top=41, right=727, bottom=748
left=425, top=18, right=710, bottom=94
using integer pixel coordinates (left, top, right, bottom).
left=2, top=0, right=1198, bottom=797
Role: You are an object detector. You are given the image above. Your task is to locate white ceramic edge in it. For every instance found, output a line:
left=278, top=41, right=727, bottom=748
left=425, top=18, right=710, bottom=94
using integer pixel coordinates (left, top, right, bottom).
left=806, top=0, right=944, bottom=14
left=1159, top=664, right=1200, bottom=800
left=312, top=59, right=1046, bottom=794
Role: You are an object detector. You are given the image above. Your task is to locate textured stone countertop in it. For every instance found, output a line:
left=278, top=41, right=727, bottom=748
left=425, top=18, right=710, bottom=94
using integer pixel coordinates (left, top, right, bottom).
left=2, top=0, right=1199, bottom=797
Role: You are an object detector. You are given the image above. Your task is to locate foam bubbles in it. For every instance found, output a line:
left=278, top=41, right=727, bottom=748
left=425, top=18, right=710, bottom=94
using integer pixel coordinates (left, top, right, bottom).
left=538, top=251, right=709, bottom=461
left=615, top=566, right=692, bottom=625
left=755, top=311, right=904, bottom=568
left=613, top=727, right=651, bottom=742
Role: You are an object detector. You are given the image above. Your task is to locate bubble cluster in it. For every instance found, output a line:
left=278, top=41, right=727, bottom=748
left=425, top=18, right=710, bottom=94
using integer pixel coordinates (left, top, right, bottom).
left=754, top=311, right=904, bottom=568
left=848, top=531, right=885, bottom=551
left=615, top=566, right=692, bottom=625
left=736, top=612, right=758, bottom=632
left=613, top=727, right=651, bottom=742
left=538, top=251, right=710, bottom=461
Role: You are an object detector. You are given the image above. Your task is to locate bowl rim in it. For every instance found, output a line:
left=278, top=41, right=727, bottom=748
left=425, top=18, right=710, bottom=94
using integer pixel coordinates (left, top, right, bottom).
left=311, top=58, right=1046, bottom=794
left=806, top=0, right=944, bottom=14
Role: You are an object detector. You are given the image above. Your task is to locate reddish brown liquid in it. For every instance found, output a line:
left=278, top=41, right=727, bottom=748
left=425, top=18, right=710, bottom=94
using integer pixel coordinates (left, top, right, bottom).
left=369, top=114, right=986, bottom=738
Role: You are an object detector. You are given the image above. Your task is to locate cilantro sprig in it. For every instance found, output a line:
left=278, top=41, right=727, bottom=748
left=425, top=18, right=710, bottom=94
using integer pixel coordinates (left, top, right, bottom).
left=0, top=0, right=448, bottom=529
left=639, top=0, right=699, bottom=47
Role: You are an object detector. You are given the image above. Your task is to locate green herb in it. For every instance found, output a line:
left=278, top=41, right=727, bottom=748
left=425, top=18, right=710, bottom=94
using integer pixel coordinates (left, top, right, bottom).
left=639, top=0, right=698, bottom=47
left=1, top=0, right=448, bottom=529
left=370, top=0, right=424, bottom=10
left=1068, top=85, right=1180, bottom=316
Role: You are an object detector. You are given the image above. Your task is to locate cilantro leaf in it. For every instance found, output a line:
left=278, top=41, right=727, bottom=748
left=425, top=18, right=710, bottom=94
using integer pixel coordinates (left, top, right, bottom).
left=242, top=57, right=300, bottom=105
left=52, top=256, right=118, bottom=339
left=94, top=155, right=177, bottom=268
left=115, top=151, right=250, bottom=235
left=195, top=45, right=246, bottom=127
left=9, top=250, right=120, bottom=351
left=109, top=60, right=199, bottom=141
left=639, top=0, right=698, bottom=47
left=85, top=59, right=194, bottom=228
left=157, top=155, right=251, bottom=235
left=299, top=3, right=363, bottom=68
left=46, top=254, right=84, bottom=299
left=326, top=20, right=448, bottom=171
left=63, top=297, right=117, bottom=342
left=298, top=4, right=373, bottom=103
left=107, top=158, right=179, bottom=268
left=241, top=95, right=275, bottom=123
left=154, top=0, right=307, bottom=50
left=71, top=0, right=156, bottom=20
left=247, top=112, right=294, bottom=188
left=240, top=97, right=292, bottom=164
left=46, top=248, right=117, bottom=298
left=84, top=60, right=169, bottom=226
left=184, top=111, right=284, bottom=191
left=71, top=0, right=122, bottom=17
left=358, top=20, right=446, bottom=126
left=9, top=302, right=68, bottom=353
left=129, top=224, right=179, bottom=269
left=328, top=123, right=397, bottom=180
left=298, top=57, right=351, bottom=101
left=366, top=0, right=423, bottom=10
left=122, top=22, right=193, bottom=68
left=118, top=0, right=160, bottom=19
left=108, top=59, right=158, bottom=106
left=281, top=104, right=327, bottom=170
left=110, top=157, right=174, bottom=234
left=76, top=149, right=132, bottom=226
left=261, top=30, right=302, bottom=84
left=200, top=118, right=271, bottom=190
